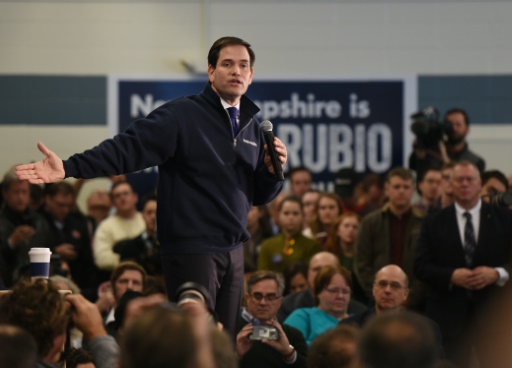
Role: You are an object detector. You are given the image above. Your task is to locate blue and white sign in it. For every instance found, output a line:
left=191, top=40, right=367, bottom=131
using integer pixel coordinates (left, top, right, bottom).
left=108, top=76, right=416, bottom=192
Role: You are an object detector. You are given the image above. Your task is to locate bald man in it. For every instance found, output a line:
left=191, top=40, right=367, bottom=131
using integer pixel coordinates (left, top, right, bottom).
left=277, top=252, right=366, bottom=322
left=341, top=265, right=444, bottom=358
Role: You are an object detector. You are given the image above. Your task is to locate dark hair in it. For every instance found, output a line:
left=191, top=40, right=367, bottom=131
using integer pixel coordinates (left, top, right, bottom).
left=309, top=192, right=343, bottom=239
left=386, top=167, right=415, bottom=184
left=361, top=173, right=384, bottom=192
left=444, top=107, right=470, bottom=127
left=288, top=166, right=313, bottom=180
left=121, top=304, right=196, bottom=368
left=207, top=36, right=255, bottom=68
left=141, top=192, right=157, bottom=210
left=66, top=348, right=93, bottom=368
left=283, top=262, right=309, bottom=296
left=44, top=181, right=76, bottom=198
left=247, top=270, right=285, bottom=296
left=313, top=265, right=352, bottom=305
left=0, top=325, right=38, bottom=368
left=307, top=325, right=359, bottom=368
left=278, top=195, right=304, bottom=212
left=110, top=180, right=134, bottom=197
left=481, top=170, right=509, bottom=191
left=110, top=261, right=147, bottom=298
left=0, top=279, right=69, bottom=358
left=358, top=311, right=437, bottom=368
left=1, top=167, right=24, bottom=192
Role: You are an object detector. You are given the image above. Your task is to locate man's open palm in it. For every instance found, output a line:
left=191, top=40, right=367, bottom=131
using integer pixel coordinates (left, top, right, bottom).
left=16, top=142, right=65, bottom=184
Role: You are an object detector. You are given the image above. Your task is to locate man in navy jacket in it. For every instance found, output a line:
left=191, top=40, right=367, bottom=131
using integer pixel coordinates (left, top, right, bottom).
left=15, top=36, right=287, bottom=338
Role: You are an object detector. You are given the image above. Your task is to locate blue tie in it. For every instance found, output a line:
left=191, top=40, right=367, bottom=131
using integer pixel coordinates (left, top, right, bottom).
left=227, top=107, right=238, bottom=136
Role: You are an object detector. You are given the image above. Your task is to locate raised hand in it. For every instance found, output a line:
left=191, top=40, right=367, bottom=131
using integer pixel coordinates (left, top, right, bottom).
left=16, top=142, right=65, bottom=184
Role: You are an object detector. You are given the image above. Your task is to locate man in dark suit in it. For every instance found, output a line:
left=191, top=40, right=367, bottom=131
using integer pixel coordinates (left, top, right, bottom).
left=414, top=161, right=512, bottom=364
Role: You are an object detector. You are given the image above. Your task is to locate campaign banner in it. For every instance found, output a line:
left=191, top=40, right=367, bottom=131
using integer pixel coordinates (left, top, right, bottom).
left=108, top=77, right=416, bottom=193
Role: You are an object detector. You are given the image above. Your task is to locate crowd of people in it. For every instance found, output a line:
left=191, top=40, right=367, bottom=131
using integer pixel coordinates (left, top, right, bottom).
left=1, top=146, right=511, bottom=368
left=2, top=35, right=512, bottom=368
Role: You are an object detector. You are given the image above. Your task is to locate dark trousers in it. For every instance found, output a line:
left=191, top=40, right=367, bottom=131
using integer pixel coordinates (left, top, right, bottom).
left=161, top=246, right=244, bottom=339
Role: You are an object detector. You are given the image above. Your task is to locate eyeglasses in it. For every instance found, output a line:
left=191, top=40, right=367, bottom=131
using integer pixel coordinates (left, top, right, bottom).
left=324, top=287, right=351, bottom=295
left=374, top=280, right=406, bottom=291
left=250, top=293, right=281, bottom=302
left=453, top=177, right=477, bottom=184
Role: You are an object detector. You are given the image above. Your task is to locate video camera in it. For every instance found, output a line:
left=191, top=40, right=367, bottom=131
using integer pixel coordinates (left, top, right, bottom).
left=410, top=107, right=452, bottom=150
left=486, top=189, right=512, bottom=208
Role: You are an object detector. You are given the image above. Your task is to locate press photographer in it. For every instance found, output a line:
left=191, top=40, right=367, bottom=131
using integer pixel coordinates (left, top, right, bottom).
left=480, top=170, right=512, bottom=208
left=409, top=107, right=486, bottom=180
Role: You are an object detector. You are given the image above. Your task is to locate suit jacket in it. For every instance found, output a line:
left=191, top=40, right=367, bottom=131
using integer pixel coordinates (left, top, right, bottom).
left=414, top=202, right=512, bottom=341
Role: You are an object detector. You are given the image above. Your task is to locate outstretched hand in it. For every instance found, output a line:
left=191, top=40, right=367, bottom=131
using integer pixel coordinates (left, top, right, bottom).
left=16, top=142, right=65, bottom=184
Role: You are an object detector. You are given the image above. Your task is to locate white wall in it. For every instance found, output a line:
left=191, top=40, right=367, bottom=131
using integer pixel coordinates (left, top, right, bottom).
left=1, top=1, right=512, bottom=176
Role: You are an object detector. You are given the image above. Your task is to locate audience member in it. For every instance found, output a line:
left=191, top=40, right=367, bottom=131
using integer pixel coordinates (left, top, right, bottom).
left=278, top=252, right=366, bottom=322
left=437, top=163, right=455, bottom=209
left=86, top=189, right=112, bottom=229
left=236, top=270, right=308, bottom=368
left=289, top=166, right=313, bottom=199
left=29, top=183, right=45, bottom=212
left=0, top=279, right=118, bottom=368
left=301, top=189, right=320, bottom=231
left=342, top=264, right=443, bottom=359
left=268, top=192, right=288, bottom=234
left=259, top=195, right=321, bottom=273
left=415, top=161, right=512, bottom=365
left=480, top=169, right=509, bottom=203
left=243, top=205, right=274, bottom=273
left=283, top=263, right=309, bottom=296
left=105, top=261, right=147, bottom=337
left=306, top=325, right=359, bottom=368
left=113, top=193, right=162, bottom=279
left=357, top=173, right=385, bottom=217
left=42, top=181, right=96, bottom=295
left=0, top=167, right=50, bottom=287
left=66, top=347, right=95, bottom=368
left=93, top=181, right=145, bottom=272
left=327, top=213, right=360, bottom=273
left=305, top=192, right=343, bottom=247
left=0, top=324, right=38, bottom=368
left=358, top=310, right=438, bottom=368
left=120, top=300, right=218, bottom=368
left=413, top=168, right=442, bottom=214
left=284, top=265, right=352, bottom=345
left=355, top=167, right=426, bottom=310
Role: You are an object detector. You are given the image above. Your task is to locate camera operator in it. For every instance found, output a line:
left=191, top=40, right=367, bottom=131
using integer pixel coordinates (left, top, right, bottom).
left=480, top=170, right=512, bottom=208
left=409, top=107, right=486, bottom=180
left=236, top=270, right=307, bottom=368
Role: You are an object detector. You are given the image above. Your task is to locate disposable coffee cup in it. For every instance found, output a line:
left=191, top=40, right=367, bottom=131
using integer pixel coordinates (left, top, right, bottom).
left=28, top=248, right=52, bottom=282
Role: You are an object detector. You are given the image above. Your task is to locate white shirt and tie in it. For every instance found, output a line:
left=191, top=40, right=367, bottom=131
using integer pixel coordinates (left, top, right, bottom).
left=454, top=199, right=509, bottom=286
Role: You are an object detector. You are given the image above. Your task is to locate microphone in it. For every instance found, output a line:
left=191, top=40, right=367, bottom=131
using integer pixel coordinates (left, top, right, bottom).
left=259, top=120, right=285, bottom=181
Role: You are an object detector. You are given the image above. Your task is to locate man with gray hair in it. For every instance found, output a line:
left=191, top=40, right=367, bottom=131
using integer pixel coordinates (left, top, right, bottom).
left=415, top=161, right=512, bottom=365
left=236, top=270, right=308, bottom=368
